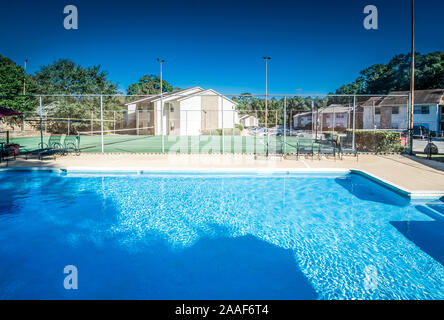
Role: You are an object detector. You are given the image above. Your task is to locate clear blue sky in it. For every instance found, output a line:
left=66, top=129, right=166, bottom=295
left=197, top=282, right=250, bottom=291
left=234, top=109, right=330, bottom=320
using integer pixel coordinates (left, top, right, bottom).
left=0, top=0, right=443, bottom=95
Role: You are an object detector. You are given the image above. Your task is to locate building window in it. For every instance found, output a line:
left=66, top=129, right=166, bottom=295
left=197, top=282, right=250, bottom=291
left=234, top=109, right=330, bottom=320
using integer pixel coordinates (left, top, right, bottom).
left=392, top=107, right=399, bottom=114
left=170, top=106, right=175, bottom=113
left=414, top=106, right=429, bottom=114
left=336, top=114, right=344, bottom=119
left=375, top=107, right=381, bottom=115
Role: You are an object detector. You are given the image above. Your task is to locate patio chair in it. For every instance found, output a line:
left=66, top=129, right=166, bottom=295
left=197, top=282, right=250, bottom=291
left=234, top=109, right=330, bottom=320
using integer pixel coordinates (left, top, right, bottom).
left=297, top=141, right=315, bottom=160
left=40, top=135, right=63, bottom=150
left=63, top=134, right=81, bottom=156
left=39, top=135, right=67, bottom=160
left=27, top=135, right=65, bottom=160
left=317, top=139, right=337, bottom=160
left=19, top=135, right=64, bottom=160
left=338, top=134, right=358, bottom=160
left=0, top=142, right=16, bottom=165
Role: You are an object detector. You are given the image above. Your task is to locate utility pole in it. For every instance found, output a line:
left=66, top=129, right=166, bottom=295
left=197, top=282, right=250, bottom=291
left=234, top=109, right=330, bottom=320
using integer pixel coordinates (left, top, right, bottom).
left=409, top=0, right=415, bottom=155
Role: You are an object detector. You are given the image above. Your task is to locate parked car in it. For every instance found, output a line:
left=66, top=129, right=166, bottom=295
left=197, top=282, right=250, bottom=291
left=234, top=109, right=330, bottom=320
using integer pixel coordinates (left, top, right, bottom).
left=268, top=128, right=283, bottom=136
left=254, top=127, right=267, bottom=136
left=403, top=125, right=430, bottom=139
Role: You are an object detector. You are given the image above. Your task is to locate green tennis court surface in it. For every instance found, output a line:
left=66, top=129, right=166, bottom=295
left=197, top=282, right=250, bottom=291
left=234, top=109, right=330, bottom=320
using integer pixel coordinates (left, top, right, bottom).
left=6, top=135, right=317, bottom=154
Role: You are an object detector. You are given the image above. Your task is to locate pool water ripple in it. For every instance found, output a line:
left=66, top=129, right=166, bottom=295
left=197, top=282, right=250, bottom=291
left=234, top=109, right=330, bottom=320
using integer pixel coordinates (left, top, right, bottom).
left=0, top=171, right=443, bottom=299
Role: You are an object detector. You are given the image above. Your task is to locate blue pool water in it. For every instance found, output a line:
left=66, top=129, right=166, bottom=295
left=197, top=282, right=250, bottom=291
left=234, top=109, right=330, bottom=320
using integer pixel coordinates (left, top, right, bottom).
left=0, top=170, right=443, bottom=300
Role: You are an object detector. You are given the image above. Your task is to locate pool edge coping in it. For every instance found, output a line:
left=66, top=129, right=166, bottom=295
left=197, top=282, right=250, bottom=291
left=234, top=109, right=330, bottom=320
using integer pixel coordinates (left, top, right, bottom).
left=1, top=166, right=444, bottom=200
left=349, top=169, right=444, bottom=200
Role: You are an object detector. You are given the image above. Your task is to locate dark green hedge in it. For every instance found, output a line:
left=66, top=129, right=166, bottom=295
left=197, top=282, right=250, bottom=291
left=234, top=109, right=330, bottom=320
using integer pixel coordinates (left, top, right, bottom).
left=348, top=130, right=406, bottom=153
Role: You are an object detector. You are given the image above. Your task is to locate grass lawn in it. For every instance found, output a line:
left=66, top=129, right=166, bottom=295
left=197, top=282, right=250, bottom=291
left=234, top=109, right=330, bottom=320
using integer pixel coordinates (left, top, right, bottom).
left=7, top=135, right=318, bottom=154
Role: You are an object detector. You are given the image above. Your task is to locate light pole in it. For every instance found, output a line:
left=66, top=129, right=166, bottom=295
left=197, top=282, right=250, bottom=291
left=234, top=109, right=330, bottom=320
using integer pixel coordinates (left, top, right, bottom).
left=157, top=58, right=165, bottom=152
left=23, top=59, right=28, bottom=95
left=409, top=0, right=415, bottom=155
left=263, top=57, right=271, bottom=134
left=22, top=59, right=28, bottom=132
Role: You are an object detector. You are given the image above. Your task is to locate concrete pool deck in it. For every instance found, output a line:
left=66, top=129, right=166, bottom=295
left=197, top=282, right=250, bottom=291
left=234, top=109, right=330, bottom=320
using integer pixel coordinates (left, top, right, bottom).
left=2, top=153, right=444, bottom=197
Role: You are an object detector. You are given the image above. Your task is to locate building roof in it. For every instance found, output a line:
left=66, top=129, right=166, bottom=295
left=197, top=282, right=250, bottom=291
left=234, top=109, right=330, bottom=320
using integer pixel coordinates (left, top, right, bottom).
left=239, top=114, right=257, bottom=120
left=319, top=104, right=353, bottom=113
left=35, top=101, right=59, bottom=116
left=175, top=89, right=238, bottom=105
left=124, top=87, right=203, bottom=105
left=360, top=89, right=444, bottom=107
left=293, top=104, right=355, bottom=118
left=359, top=96, right=386, bottom=107
left=293, top=111, right=312, bottom=118
left=124, top=87, right=238, bottom=106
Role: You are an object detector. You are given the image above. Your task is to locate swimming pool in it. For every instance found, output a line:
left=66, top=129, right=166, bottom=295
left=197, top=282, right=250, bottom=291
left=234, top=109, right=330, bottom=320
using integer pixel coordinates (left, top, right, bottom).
left=0, top=169, right=443, bottom=300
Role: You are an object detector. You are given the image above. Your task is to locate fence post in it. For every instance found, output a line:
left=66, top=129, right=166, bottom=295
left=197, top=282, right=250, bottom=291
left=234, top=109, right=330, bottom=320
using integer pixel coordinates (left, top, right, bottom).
left=114, top=111, right=116, bottom=131
left=311, top=100, right=315, bottom=138
left=352, top=95, right=356, bottom=151
left=266, top=109, right=269, bottom=157
left=67, top=117, right=70, bottom=136
left=283, top=96, right=287, bottom=154
left=39, top=96, right=43, bottom=148
left=221, top=95, right=224, bottom=154
left=275, top=110, right=278, bottom=128
left=332, top=105, right=336, bottom=135
left=161, top=96, right=164, bottom=153
left=408, top=92, right=414, bottom=155
left=232, top=108, right=235, bottom=153
left=100, top=95, right=104, bottom=153
left=311, top=99, right=314, bottom=133
left=91, top=111, right=93, bottom=133
left=136, top=110, right=140, bottom=135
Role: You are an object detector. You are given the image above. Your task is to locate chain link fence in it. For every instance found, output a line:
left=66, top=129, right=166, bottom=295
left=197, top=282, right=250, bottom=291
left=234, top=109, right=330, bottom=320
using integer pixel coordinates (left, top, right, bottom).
left=2, top=92, right=442, bottom=158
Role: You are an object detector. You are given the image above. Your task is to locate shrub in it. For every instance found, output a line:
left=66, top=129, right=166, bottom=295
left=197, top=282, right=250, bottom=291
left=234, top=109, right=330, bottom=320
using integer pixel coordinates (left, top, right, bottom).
left=235, top=124, right=244, bottom=132
left=349, top=130, right=406, bottom=153
left=200, top=128, right=242, bottom=136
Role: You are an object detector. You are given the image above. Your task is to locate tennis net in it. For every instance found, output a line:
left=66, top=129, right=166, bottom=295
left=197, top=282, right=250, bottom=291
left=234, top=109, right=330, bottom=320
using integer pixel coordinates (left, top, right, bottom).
left=77, top=126, right=156, bottom=153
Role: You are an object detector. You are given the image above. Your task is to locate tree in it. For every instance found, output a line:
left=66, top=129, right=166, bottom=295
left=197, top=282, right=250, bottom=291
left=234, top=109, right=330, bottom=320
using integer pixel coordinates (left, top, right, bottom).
left=233, top=94, right=316, bottom=128
left=33, top=59, right=121, bottom=134
left=35, top=59, right=118, bottom=95
left=0, top=54, right=37, bottom=115
left=416, top=52, right=444, bottom=90
left=335, top=51, right=444, bottom=95
left=127, top=74, right=177, bottom=95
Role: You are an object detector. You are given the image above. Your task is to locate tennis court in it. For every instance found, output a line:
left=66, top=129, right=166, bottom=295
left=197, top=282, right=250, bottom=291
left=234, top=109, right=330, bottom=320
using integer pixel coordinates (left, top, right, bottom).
left=7, top=134, right=316, bottom=154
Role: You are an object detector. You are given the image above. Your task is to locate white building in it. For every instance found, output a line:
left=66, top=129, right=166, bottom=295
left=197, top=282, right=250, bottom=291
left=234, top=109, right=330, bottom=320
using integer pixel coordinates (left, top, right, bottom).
left=124, top=87, right=239, bottom=136
left=239, top=114, right=258, bottom=128
left=293, top=111, right=312, bottom=129
left=293, top=104, right=354, bottom=130
left=361, top=89, right=444, bottom=133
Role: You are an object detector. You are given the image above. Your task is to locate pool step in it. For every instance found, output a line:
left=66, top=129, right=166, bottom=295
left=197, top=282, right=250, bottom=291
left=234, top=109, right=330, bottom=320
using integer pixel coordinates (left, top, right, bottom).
left=417, top=204, right=444, bottom=221
left=426, top=204, right=444, bottom=215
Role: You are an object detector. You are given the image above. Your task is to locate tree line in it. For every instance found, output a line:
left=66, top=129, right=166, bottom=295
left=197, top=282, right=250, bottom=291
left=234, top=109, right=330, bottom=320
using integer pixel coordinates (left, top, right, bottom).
left=0, top=51, right=442, bottom=131
left=334, top=51, right=443, bottom=94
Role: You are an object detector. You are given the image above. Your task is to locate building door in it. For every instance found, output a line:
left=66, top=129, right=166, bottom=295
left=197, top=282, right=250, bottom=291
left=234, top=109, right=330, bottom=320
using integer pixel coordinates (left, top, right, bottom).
left=380, top=107, right=392, bottom=129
